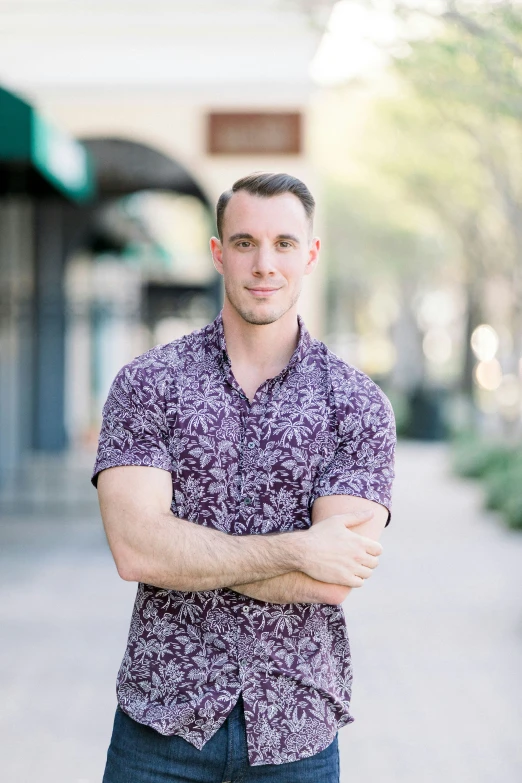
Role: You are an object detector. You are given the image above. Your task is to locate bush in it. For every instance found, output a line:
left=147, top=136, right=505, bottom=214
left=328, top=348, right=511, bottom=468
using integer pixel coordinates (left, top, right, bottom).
left=483, top=457, right=522, bottom=512
left=449, top=431, right=522, bottom=531
left=450, top=435, right=516, bottom=479
left=503, top=490, right=522, bottom=530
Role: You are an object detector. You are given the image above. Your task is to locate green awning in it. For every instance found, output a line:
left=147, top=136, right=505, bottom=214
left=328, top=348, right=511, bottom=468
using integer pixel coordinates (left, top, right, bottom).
left=0, top=86, right=95, bottom=202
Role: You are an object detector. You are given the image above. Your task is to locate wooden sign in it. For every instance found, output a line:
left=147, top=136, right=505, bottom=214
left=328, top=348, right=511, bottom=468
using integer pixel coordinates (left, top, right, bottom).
left=207, top=112, right=302, bottom=155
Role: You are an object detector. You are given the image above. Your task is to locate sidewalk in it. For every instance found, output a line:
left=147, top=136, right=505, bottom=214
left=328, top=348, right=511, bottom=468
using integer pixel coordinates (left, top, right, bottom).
left=339, top=441, right=522, bottom=783
left=1, top=441, right=521, bottom=782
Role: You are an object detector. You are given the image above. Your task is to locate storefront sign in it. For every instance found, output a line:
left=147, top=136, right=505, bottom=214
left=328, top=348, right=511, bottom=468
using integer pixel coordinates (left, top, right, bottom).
left=207, top=112, right=302, bottom=155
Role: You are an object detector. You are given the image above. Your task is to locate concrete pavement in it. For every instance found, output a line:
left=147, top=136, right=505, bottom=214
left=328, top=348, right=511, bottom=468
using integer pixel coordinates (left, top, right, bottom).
left=340, top=442, right=522, bottom=783
left=1, top=441, right=521, bottom=782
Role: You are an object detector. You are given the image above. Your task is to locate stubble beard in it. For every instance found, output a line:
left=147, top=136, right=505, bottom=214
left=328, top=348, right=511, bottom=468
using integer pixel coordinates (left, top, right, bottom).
left=224, top=280, right=302, bottom=326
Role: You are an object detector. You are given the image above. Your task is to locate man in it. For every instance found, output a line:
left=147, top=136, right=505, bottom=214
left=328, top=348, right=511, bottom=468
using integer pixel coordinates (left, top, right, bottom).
left=93, top=172, right=396, bottom=782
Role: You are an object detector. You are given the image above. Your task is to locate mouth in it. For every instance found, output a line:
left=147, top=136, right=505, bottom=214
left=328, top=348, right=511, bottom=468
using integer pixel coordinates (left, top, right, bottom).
left=246, top=287, right=281, bottom=297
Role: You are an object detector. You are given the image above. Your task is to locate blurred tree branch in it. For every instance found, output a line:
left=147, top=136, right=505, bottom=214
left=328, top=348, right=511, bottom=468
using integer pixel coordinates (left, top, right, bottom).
left=330, top=0, right=522, bottom=408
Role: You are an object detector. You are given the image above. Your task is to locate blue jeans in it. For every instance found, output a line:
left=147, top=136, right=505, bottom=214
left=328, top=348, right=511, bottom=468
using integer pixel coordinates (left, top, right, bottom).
left=102, top=695, right=340, bottom=782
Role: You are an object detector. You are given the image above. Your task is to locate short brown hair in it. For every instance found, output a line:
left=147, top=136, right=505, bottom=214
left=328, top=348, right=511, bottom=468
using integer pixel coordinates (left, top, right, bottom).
left=216, top=172, right=315, bottom=240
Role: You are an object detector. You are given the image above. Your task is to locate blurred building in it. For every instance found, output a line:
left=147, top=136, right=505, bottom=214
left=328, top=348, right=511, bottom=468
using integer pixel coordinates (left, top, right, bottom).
left=0, top=86, right=96, bottom=483
left=0, top=0, right=334, bottom=492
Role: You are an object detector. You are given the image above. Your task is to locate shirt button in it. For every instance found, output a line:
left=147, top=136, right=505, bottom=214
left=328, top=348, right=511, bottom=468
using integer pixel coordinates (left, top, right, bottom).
left=242, top=606, right=249, bottom=613
left=242, top=497, right=253, bottom=506
left=247, top=441, right=256, bottom=449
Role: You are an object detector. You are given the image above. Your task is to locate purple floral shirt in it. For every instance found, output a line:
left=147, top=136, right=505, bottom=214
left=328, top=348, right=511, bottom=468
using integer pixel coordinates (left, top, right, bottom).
left=92, top=312, right=396, bottom=766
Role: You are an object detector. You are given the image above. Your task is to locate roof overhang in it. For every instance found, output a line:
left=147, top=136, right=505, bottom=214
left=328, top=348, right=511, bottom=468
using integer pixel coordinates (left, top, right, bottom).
left=0, top=86, right=95, bottom=202
left=81, top=137, right=210, bottom=205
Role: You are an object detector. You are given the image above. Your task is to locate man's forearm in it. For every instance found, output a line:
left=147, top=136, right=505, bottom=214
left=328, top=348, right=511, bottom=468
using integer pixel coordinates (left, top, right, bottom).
left=231, top=572, right=352, bottom=605
left=98, top=466, right=379, bottom=594
left=111, top=510, right=308, bottom=592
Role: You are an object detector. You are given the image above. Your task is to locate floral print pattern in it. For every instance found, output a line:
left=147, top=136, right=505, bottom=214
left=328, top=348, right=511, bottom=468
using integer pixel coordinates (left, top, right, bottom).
left=92, top=312, right=396, bottom=765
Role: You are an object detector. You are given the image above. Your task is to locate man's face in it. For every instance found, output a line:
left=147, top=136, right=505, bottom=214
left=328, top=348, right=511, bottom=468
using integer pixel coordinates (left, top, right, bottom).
left=210, top=190, right=320, bottom=326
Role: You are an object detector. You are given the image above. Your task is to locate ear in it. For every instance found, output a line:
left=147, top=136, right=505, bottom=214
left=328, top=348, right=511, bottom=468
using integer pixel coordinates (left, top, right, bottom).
left=304, top=237, right=320, bottom=276
left=210, top=236, right=224, bottom=276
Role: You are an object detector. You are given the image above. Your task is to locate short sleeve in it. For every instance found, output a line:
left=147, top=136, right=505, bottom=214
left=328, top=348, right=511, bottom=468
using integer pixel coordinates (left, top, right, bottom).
left=310, top=376, right=396, bottom=526
left=91, top=360, right=172, bottom=488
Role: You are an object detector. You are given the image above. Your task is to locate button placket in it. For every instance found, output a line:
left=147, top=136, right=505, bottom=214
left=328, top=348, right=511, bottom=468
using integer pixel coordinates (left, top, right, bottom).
left=239, top=403, right=260, bottom=510
left=236, top=396, right=254, bottom=517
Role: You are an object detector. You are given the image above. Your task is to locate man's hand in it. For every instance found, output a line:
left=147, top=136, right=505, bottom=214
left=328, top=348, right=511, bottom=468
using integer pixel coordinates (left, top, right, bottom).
left=299, top=510, right=382, bottom=587
left=230, top=496, right=388, bottom=604
left=230, top=506, right=383, bottom=604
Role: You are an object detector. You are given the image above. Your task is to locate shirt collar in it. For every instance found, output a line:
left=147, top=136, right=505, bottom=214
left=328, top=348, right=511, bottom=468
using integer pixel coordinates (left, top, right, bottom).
left=205, top=310, right=311, bottom=375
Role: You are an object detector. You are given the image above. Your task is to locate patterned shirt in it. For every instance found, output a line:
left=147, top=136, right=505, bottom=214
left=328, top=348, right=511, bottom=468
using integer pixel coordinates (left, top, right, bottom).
left=92, top=311, right=396, bottom=766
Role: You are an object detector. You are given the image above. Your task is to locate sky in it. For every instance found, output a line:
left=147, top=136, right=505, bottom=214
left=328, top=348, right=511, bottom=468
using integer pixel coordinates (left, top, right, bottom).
left=311, top=0, right=444, bottom=84
left=310, top=0, right=401, bottom=84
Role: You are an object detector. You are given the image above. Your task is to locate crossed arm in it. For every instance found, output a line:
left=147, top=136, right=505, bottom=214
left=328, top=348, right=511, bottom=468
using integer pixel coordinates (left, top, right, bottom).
left=231, top=494, right=388, bottom=604
left=97, top=465, right=386, bottom=606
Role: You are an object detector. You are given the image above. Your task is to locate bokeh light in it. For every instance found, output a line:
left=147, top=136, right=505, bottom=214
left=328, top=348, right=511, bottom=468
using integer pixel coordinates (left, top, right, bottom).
left=357, top=333, right=397, bottom=375
left=495, top=373, right=522, bottom=420
left=474, top=358, right=503, bottom=391
left=416, top=289, right=462, bottom=330
left=422, top=327, right=452, bottom=364
left=471, top=324, right=499, bottom=361
left=367, top=289, right=400, bottom=329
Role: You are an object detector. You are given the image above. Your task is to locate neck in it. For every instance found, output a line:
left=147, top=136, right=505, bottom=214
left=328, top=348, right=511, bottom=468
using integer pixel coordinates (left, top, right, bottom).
left=221, top=299, right=300, bottom=374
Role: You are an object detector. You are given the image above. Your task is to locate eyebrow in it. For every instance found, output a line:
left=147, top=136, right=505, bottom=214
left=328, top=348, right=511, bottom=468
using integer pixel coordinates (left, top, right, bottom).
left=227, top=232, right=301, bottom=245
left=276, top=234, right=300, bottom=244
left=228, top=233, right=255, bottom=243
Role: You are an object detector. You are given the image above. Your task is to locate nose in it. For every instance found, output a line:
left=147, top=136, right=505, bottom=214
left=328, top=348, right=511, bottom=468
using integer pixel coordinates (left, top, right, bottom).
left=251, top=246, right=276, bottom=276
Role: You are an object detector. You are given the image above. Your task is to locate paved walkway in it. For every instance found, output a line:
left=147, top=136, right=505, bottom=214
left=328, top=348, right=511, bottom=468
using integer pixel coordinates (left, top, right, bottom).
left=1, top=441, right=521, bottom=782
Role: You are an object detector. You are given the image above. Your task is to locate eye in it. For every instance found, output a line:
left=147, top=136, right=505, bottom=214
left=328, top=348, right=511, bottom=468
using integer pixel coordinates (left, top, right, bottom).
left=237, top=241, right=252, bottom=248
left=279, top=241, right=292, bottom=248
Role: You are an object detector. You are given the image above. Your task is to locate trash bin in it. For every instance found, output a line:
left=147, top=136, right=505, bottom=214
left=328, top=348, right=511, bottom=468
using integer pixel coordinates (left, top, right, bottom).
left=405, top=385, right=448, bottom=440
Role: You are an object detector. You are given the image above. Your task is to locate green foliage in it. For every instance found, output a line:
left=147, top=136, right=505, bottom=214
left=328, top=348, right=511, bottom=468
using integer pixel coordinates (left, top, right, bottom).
left=323, top=180, right=443, bottom=284
left=450, top=435, right=516, bottom=479
left=449, top=430, right=522, bottom=529
left=483, top=455, right=522, bottom=510
left=503, top=489, right=522, bottom=530
left=323, top=2, right=522, bottom=439
left=385, top=1, right=522, bottom=264
left=322, top=3, right=522, bottom=318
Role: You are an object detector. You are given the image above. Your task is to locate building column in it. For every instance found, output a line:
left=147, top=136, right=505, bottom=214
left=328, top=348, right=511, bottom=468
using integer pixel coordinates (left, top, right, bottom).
left=33, top=201, right=67, bottom=451
left=0, top=197, right=34, bottom=485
